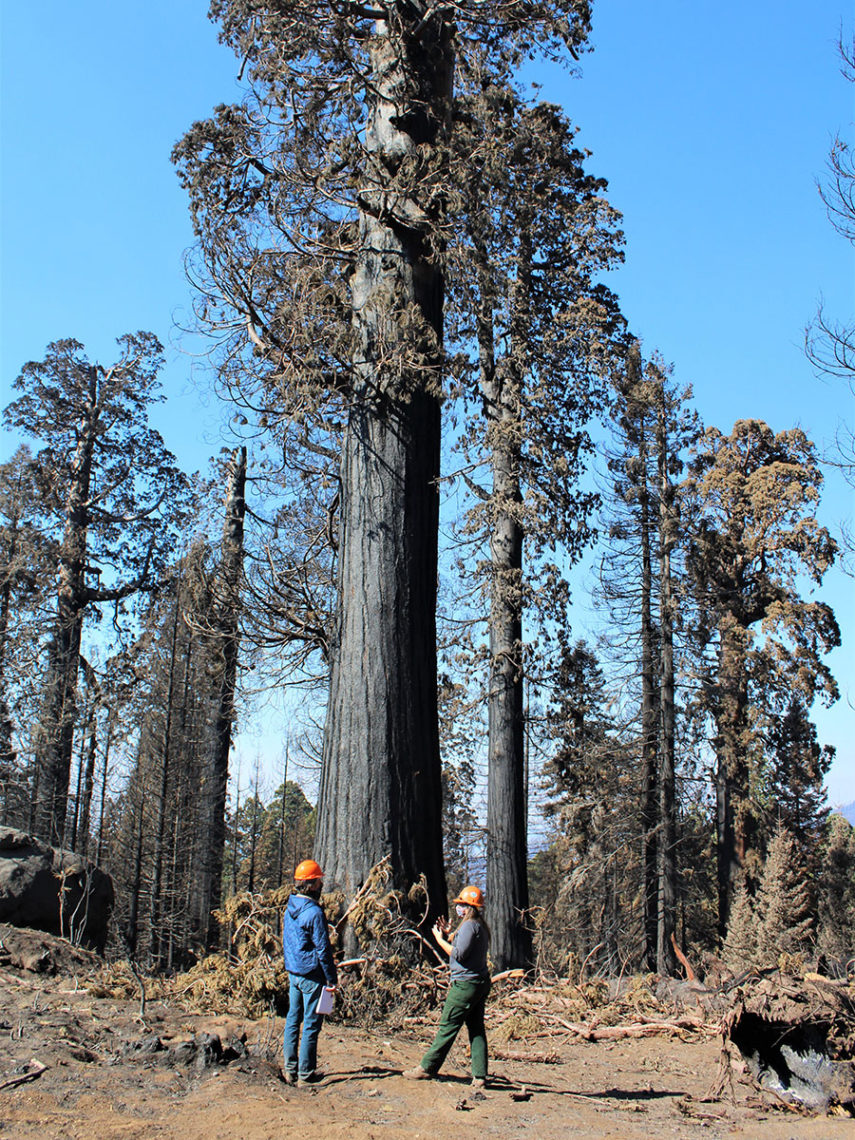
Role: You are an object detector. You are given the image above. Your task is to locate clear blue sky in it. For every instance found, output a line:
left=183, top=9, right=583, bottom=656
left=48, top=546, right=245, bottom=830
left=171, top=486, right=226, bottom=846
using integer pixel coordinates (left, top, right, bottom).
left=1, top=2, right=853, bottom=800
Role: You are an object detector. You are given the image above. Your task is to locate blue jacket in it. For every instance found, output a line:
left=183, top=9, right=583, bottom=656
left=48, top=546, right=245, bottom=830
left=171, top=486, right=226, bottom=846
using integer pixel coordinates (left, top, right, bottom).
left=282, top=893, right=338, bottom=986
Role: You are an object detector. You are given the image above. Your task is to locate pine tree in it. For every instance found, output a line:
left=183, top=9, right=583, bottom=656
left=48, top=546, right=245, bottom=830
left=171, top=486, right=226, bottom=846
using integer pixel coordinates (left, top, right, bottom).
left=721, top=882, right=757, bottom=971
left=599, top=348, right=700, bottom=971
left=0, top=446, right=54, bottom=824
left=764, top=697, right=831, bottom=888
left=445, top=76, right=623, bottom=970
left=816, top=813, right=855, bottom=964
left=542, top=641, right=637, bottom=973
left=753, top=824, right=813, bottom=966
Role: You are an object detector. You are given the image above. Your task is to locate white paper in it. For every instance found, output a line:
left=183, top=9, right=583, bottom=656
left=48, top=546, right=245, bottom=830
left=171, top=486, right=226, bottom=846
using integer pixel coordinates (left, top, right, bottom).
left=316, top=986, right=335, bottom=1015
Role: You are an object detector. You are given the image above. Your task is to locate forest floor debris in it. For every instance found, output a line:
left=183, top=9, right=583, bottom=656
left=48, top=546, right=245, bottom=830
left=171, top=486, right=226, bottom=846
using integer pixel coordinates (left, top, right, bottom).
left=718, top=972, right=855, bottom=1112
left=1, top=926, right=855, bottom=1138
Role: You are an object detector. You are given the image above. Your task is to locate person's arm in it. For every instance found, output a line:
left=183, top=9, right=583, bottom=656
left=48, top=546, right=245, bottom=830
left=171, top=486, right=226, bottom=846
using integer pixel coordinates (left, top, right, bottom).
left=312, top=907, right=338, bottom=987
left=432, top=922, right=452, bottom=956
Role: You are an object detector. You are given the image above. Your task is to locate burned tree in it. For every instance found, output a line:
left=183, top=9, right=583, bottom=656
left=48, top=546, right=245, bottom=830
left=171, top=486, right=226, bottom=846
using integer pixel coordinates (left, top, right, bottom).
left=447, top=83, right=623, bottom=968
left=195, top=446, right=247, bottom=951
left=3, top=336, right=188, bottom=847
left=684, top=420, right=839, bottom=935
left=174, top=1, right=595, bottom=919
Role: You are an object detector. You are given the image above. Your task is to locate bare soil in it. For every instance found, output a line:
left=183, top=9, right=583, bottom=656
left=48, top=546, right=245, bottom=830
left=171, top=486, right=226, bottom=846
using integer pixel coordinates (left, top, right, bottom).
left=0, top=938, right=851, bottom=1140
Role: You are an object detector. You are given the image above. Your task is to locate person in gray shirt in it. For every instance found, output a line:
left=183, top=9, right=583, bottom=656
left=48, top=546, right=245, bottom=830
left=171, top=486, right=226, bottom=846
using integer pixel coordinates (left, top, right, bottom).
left=403, top=885, right=491, bottom=1088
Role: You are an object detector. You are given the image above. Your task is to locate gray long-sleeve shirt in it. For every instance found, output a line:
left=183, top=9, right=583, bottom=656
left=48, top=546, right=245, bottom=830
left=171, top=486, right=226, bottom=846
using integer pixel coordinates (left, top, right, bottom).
left=449, top=918, right=489, bottom=981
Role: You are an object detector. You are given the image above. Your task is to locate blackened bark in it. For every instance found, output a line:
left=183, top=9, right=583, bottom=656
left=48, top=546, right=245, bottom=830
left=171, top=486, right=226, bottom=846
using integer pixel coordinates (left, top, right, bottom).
left=637, top=413, right=659, bottom=971
left=126, top=770, right=147, bottom=960
left=0, top=511, right=19, bottom=783
left=95, top=713, right=114, bottom=865
left=149, top=582, right=182, bottom=967
left=199, top=446, right=246, bottom=951
left=76, top=705, right=98, bottom=856
left=655, top=405, right=677, bottom=975
left=318, top=391, right=445, bottom=901
left=714, top=624, right=751, bottom=939
left=481, top=231, right=532, bottom=971
left=316, top=17, right=451, bottom=916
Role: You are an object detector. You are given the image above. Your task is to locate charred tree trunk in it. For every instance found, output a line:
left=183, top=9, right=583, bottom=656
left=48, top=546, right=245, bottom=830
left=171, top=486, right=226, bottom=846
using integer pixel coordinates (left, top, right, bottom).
left=656, top=401, right=677, bottom=975
left=73, top=698, right=98, bottom=855
left=198, top=446, right=246, bottom=951
left=149, top=581, right=182, bottom=968
left=482, top=229, right=532, bottom=971
left=714, top=621, right=752, bottom=939
left=0, top=510, right=19, bottom=785
left=126, top=771, right=147, bottom=960
left=96, top=712, right=114, bottom=865
left=637, top=412, right=659, bottom=972
left=317, top=16, right=451, bottom=918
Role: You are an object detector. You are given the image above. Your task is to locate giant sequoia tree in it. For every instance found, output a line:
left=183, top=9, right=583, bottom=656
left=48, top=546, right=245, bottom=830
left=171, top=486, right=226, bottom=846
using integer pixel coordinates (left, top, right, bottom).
left=684, top=420, right=839, bottom=935
left=175, top=0, right=594, bottom=916
left=3, top=336, right=188, bottom=846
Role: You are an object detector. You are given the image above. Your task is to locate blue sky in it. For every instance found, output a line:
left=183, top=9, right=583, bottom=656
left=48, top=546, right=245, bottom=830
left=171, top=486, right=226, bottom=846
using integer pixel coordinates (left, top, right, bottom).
left=1, top=2, right=853, bottom=801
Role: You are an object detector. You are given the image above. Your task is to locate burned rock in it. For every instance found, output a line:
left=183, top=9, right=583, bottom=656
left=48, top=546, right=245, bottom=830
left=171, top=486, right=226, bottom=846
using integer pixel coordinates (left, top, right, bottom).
left=222, top=1034, right=249, bottom=1063
left=194, top=1033, right=223, bottom=1071
left=0, top=827, right=113, bottom=951
left=122, top=1035, right=164, bottom=1059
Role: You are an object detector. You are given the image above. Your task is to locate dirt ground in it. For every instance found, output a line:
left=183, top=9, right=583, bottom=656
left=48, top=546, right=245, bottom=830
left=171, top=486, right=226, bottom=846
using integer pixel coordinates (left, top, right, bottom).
left=1, top=951, right=852, bottom=1140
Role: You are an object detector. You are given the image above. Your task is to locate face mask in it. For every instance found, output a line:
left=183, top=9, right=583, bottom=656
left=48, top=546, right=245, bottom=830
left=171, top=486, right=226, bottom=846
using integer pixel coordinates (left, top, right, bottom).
left=456, top=905, right=467, bottom=917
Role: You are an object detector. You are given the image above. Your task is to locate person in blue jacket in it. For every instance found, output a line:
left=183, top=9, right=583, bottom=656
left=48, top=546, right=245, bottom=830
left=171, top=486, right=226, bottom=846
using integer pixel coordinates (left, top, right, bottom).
left=282, top=859, right=338, bottom=1086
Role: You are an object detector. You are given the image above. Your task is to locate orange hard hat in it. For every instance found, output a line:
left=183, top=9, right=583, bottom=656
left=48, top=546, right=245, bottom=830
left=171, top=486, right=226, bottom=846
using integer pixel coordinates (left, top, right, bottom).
left=453, top=885, right=484, bottom=908
left=294, top=859, right=324, bottom=881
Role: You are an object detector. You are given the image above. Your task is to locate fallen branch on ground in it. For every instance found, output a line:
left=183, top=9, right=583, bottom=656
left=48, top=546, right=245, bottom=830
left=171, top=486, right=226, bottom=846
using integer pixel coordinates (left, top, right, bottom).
left=492, top=969, right=525, bottom=983
left=540, top=1013, right=718, bottom=1040
left=0, top=1059, right=48, bottom=1091
left=491, top=1048, right=561, bottom=1064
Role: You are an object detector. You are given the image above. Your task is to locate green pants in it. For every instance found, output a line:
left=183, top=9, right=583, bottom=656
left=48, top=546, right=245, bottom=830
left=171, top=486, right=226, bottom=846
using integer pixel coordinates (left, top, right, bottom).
left=421, top=977, right=491, bottom=1079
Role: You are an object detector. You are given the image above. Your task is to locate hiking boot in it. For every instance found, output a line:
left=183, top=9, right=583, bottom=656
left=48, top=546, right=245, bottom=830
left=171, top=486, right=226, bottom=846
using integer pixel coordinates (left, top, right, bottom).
left=297, top=1071, right=325, bottom=1087
left=402, top=1066, right=433, bottom=1080
left=470, top=1077, right=486, bottom=1089
left=280, top=1069, right=297, bottom=1085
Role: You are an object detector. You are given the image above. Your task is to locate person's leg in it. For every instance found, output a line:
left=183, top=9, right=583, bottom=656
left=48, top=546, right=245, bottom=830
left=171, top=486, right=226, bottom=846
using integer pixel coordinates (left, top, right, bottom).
left=296, top=975, right=326, bottom=1080
left=464, top=980, right=491, bottom=1080
left=418, top=981, right=476, bottom=1074
left=283, top=976, right=304, bottom=1079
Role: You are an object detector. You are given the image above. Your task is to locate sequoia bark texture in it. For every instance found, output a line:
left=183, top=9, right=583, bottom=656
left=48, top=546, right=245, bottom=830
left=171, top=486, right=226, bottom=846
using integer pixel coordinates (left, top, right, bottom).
left=316, top=16, right=451, bottom=914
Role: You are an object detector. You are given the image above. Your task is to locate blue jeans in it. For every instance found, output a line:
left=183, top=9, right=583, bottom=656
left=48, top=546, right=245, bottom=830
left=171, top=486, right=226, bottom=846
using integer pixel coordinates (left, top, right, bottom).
left=283, top=972, right=326, bottom=1078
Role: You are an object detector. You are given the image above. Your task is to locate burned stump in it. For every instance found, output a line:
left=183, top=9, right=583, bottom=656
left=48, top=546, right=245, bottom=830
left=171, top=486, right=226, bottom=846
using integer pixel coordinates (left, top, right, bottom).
left=722, top=974, right=855, bottom=1112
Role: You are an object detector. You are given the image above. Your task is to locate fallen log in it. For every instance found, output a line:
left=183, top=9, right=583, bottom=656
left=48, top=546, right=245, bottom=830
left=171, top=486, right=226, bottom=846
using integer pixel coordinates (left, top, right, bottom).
left=540, top=1012, right=717, bottom=1040
left=491, top=1048, right=561, bottom=1064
